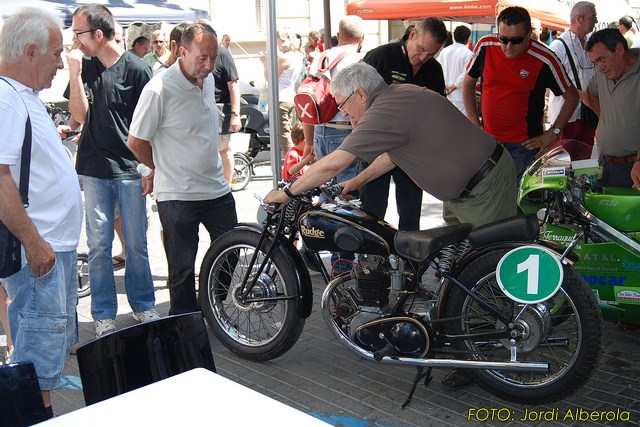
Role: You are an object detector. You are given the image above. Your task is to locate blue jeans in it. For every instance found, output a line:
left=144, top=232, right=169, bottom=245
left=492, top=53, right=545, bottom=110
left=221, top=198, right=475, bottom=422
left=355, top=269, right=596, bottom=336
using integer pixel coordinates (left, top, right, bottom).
left=314, top=125, right=360, bottom=268
left=359, top=166, right=423, bottom=231
left=157, top=193, right=237, bottom=315
left=82, top=176, right=155, bottom=320
left=502, top=142, right=538, bottom=183
left=4, top=251, right=78, bottom=390
left=313, top=125, right=361, bottom=183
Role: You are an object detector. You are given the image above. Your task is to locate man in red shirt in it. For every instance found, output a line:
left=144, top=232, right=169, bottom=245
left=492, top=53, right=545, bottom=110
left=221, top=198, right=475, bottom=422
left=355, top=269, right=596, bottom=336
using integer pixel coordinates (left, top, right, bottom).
left=463, top=7, right=579, bottom=180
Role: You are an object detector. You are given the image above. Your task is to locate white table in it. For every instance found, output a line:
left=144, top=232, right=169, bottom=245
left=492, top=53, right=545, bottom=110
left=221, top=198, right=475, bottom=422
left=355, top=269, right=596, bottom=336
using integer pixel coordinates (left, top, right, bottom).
left=37, top=368, right=329, bottom=426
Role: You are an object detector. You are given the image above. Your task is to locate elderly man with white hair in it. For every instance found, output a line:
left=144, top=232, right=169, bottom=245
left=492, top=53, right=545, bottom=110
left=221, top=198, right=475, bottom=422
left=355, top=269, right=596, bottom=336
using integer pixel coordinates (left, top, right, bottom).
left=0, top=8, right=83, bottom=419
left=266, top=62, right=517, bottom=229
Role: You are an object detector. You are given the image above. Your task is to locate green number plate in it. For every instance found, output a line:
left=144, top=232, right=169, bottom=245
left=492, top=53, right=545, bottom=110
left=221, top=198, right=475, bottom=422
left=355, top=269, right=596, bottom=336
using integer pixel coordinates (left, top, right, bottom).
left=496, top=246, right=563, bottom=303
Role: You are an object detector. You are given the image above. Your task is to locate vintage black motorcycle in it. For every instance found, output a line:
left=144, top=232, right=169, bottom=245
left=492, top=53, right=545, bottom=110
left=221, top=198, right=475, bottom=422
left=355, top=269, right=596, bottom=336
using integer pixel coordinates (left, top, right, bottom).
left=198, top=184, right=602, bottom=405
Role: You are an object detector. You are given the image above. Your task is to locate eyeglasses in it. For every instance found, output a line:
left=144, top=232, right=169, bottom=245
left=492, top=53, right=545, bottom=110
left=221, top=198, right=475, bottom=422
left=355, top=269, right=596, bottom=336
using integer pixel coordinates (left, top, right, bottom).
left=152, top=40, right=165, bottom=44
left=72, top=29, right=95, bottom=37
left=497, top=34, right=526, bottom=45
left=337, top=91, right=355, bottom=112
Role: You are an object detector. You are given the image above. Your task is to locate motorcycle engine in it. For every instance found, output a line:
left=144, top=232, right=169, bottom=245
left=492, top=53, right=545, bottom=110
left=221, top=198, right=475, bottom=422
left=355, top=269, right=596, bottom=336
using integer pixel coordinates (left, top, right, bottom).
left=355, top=254, right=391, bottom=307
left=353, top=316, right=430, bottom=359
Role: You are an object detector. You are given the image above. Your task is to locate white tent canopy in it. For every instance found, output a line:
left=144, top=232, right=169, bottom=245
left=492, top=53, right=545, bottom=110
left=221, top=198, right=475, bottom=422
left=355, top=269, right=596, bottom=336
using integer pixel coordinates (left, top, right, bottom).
left=0, top=0, right=208, bottom=27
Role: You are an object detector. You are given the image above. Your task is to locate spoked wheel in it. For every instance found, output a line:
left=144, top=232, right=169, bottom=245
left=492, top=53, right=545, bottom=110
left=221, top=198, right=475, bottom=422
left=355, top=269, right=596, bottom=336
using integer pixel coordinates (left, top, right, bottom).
left=230, top=153, right=251, bottom=192
left=444, top=248, right=602, bottom=404
left=198, top=229, right=305, bottom=361
left=77, top=253, right=91, bottom=298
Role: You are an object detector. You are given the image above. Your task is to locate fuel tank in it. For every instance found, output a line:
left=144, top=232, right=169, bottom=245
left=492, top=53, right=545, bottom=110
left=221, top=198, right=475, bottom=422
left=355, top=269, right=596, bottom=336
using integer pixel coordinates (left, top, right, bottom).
left=299, top=203, right=398, bottom=255
left=583, top=187, right=640, bottom=232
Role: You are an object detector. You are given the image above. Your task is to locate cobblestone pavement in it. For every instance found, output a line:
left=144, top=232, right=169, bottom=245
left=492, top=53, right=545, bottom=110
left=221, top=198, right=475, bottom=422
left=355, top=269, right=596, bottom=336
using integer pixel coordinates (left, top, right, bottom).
left=15, top=166, right=639, bottom=426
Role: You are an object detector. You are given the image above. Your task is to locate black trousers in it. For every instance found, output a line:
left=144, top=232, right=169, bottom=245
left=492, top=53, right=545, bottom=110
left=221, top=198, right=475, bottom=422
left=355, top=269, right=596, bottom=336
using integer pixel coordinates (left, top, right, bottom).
left=359, top=166, right=423, bottom=231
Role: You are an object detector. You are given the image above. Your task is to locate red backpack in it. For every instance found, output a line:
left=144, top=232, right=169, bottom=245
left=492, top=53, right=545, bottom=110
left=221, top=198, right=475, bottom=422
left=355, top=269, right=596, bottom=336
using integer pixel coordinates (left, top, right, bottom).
left=294, top=51, right=347, bottom=125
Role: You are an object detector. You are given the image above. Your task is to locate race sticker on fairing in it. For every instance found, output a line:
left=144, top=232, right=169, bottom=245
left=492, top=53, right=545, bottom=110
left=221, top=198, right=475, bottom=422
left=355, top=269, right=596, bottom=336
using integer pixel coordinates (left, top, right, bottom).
left=542, top=167, right=566, bottom=177
left=496, top=246, right=564, bottom=303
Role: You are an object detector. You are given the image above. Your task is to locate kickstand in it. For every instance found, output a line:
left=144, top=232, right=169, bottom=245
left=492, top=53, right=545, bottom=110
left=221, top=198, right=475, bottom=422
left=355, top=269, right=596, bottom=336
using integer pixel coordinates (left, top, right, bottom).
left=401, top=366, right=433, bottom=409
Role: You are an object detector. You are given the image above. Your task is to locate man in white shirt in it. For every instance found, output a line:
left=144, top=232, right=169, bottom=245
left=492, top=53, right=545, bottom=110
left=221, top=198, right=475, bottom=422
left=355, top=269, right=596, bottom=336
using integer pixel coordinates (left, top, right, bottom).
left=548, top=1, right=598, bottom=160
left=438, top=25, right=473, bottom=114
left=0, top=8, right=82, bottom=418
left=128, top=22, right=237, bottom=315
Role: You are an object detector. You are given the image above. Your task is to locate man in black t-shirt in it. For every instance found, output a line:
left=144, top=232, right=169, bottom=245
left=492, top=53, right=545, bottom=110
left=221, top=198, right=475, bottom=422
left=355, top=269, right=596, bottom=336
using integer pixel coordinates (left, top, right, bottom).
left=361, top=18, right=447, bottom=232
left=213, top=45, right=242, bottom=184
left=66, top=4, right=157, bottom=338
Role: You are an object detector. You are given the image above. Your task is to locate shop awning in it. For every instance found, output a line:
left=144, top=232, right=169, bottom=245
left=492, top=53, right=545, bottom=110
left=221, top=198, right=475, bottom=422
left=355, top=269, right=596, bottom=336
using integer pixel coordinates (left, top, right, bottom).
left=347, top=0, right=571, bottom=30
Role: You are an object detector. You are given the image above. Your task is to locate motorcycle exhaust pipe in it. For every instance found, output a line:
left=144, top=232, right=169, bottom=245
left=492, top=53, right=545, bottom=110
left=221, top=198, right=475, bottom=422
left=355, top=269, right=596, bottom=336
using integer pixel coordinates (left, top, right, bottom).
left=321, top=275, right=549, bottom=374
left=322, top=305, right=549, bottom=373
left=376, top=356, right=549, bottom=372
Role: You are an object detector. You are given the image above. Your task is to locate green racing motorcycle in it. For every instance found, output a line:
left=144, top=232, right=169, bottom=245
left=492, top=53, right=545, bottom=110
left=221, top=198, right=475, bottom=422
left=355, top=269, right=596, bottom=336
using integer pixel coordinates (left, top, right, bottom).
left=519, top=140, right=640, bottom=326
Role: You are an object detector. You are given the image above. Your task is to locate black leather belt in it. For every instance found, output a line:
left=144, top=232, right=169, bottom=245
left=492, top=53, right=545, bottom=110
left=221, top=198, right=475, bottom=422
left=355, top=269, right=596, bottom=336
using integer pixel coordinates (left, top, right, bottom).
left=462, top=143, right=503, bottom=196
left=604, top=154, right=637, bottom=164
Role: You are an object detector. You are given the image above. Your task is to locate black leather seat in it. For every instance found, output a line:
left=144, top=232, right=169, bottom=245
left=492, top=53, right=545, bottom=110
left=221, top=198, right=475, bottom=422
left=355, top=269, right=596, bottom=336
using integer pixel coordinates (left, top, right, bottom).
left=76, top=312, right=216, bottom=405
left=0, top=362, right=48, bottom=426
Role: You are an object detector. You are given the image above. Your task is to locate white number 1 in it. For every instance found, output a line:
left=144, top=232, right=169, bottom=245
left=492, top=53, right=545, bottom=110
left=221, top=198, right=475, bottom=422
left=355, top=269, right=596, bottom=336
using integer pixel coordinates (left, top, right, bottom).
left=517, top=254, right=540, bottom=294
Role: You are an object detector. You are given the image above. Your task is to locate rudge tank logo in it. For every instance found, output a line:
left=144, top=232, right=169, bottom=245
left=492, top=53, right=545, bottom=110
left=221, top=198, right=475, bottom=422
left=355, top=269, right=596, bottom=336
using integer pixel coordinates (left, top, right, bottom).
left=301, top=225, right=325, bottom=239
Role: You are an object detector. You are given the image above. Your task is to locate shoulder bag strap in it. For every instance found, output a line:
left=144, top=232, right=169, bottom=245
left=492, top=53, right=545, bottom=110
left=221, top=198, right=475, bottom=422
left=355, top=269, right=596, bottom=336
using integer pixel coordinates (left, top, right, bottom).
left=318, top=51, right=348, bottom=73
left=0, top=77, right=32, bottom=207
left=558, top=38, right=582, bottom=90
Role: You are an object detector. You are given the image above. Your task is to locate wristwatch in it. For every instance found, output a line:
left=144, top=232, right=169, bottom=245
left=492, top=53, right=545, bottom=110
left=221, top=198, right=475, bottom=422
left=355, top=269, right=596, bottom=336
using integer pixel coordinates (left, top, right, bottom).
left=550, top=124, right=561, bottom=136
left=283, top=185, right=295, bottom=198
left=230, top=111, right=238, bottom=117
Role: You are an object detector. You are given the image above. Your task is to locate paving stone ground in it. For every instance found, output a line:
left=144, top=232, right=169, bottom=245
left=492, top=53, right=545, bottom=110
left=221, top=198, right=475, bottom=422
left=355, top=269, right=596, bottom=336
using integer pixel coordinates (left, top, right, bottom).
left=10, top=166, right=638, bottom=426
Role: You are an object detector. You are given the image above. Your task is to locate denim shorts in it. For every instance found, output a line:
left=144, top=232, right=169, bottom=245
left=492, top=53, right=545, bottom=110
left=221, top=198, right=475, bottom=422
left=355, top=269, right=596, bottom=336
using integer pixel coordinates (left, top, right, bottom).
left=3, top=251, right=78, bottom=390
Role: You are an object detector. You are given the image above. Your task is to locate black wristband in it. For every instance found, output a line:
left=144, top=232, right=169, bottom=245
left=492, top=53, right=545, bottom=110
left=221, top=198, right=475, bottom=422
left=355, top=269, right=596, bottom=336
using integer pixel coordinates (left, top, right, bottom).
left=283, top=186, right=295, bottom=198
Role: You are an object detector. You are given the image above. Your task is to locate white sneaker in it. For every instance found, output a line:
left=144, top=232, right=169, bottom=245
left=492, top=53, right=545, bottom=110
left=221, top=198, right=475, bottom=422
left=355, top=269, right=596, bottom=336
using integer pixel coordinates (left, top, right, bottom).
left=95, top=319, right=116, bottom=338
left=132, top=309, right=161, bottom=323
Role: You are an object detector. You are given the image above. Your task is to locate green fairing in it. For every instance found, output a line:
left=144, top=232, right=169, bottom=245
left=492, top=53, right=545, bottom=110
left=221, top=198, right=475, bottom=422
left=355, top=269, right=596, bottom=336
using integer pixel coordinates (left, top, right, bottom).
left=519, top=143, right=640, bottom=325
left=583, top=188, right=640, bottom=232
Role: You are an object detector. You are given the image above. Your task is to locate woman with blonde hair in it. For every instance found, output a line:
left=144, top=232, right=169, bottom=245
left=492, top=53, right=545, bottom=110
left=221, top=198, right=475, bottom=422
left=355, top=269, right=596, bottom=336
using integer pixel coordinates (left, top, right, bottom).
left=260, top=28, right=304, bottom=154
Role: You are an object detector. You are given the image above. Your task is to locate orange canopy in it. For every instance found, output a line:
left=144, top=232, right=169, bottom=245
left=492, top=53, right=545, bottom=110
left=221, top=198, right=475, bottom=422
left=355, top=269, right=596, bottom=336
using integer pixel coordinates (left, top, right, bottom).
left=347, top=0, right=570, bottom=30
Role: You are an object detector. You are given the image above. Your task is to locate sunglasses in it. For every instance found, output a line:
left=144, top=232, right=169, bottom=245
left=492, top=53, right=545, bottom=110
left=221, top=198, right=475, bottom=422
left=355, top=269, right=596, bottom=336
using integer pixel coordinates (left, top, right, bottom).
left=497, top=35, right=526, bottom=45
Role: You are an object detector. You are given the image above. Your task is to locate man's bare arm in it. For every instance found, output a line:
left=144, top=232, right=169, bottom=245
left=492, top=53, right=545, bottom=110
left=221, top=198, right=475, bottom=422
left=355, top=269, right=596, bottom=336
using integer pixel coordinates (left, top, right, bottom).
left=302, top=122, right=315, bottom=158
left=227, top=79, right=242, bottom=132
left=66, top=44, right=89, bottom=124
left=524, top=85, right=579, bottom=151
left=340, top=153, right=396, bottom=195
left=0, top=166, right=54, bottom=276
left=264, top=149, right=356, bottom=206
left=462, top=75, right=481, bottom=126
left=583, top=88, right=600, bottom=117
left=127, top=135, right=155, bottom=196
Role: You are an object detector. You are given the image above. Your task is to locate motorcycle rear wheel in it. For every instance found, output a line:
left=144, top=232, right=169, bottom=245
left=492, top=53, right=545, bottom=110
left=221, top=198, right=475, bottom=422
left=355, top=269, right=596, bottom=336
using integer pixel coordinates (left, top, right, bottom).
left=230, top=153, right=251, bottom=192
left=198, top=229, right=305, bottom=361
left=444, top=247, right=602, bottom=404
left=77, top=253, right=91, bottom=298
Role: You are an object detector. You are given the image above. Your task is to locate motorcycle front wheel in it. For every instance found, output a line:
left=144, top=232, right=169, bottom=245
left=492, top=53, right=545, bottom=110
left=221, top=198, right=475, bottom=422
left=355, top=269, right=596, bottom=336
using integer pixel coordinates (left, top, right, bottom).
left=444, top=247, right=602, bottom=404
left=198, top=229, right=305, bottom=361
left=230, top=153, right=251, bottom=192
